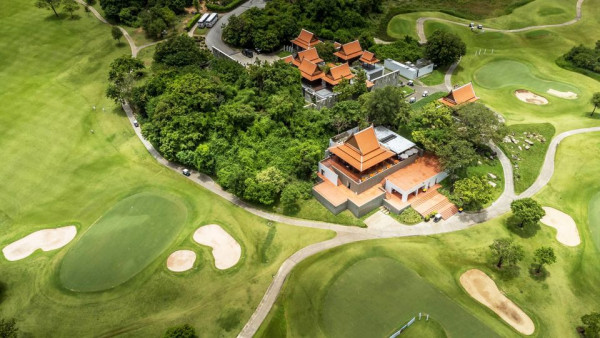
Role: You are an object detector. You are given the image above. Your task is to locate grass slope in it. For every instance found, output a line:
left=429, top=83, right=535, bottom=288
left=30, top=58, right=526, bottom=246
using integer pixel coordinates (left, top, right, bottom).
left=0, top=2, right=333, bottom=336
left=259, top=133, right=600, bottom=338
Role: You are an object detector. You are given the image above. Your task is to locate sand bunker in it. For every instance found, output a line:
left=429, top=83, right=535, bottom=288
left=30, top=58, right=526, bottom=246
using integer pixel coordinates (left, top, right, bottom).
left=547, top=89, right=578, bottom=99
left=515, top=90, right=548, bottom=105
left=166, top=250, right=196, bottom=272
left=2, top=226, right=77, bottom=261
left=193, top=224, right=241, bottom=269
left=460, top=269, right=534, bottom=335
left=541, top=207, right=580, bottom=246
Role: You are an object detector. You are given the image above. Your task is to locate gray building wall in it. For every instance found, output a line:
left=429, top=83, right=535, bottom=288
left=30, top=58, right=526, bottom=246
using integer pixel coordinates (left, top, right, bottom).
left=312, top=188, right=348, bottom=215
left=383, top=199, right=410, bottom=214
left=372, top=70, right=401, bottom=89
left=347, top=191, right=386, bottom=217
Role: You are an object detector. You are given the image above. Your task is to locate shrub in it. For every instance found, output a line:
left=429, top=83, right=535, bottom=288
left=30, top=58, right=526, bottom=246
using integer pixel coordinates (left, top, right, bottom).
left=186, top=13, right=201, bottom=31
left=206, top=0, right=247, bottom=12
left=397, top=207, right=422, bottom=225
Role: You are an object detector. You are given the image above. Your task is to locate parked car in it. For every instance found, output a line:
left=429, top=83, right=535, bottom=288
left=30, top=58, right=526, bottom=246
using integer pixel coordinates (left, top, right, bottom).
left=182, top=169, right=191, bottom=176
left=477, top=24, right=483, bottom=29
left=133, top=120, right=139, bottom=127
left=469, top=22, right=475, bottom=28
left=422, top=91, right=429, bottom=97
left=434, top=213, right=442, bottom=222
left=409, top=97, right=416, bottom=103
left=255, top=48, right=262, bottom=54
left=407, top=80, right=414, bottom=86
left=242, top=49, right=254, bottom=58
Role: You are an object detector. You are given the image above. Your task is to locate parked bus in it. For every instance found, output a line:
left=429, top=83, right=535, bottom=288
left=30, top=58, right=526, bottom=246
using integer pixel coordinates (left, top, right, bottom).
left=205, top=13, right=218, bottom=28
left=197, top=13, right=210, bottom=28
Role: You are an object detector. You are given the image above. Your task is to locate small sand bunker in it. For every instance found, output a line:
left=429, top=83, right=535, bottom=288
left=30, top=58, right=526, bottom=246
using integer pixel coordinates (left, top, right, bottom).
left=2, top=226, right=77, bottom=261
left=541, top=207, right=580, bottom=246
left=460, top=269, right=534, bottom=335
left=166, top=250, right=196, bottom=272
left=547, top=89, right=578, bottom=99
left=193, top=224, right=241, bottom=269
left=515, top=90, right=548, bottom=105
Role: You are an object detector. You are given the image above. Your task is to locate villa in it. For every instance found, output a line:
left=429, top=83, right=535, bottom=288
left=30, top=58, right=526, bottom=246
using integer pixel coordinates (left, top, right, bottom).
left=334, top=40, right=365, bottom=63
left=439, top=82, right=479, bottom=107
left=322, top=63, right=355, bottom=86
left=313, top=126, right=458, bottom=219
left=291, top=29, right=321, bottom=50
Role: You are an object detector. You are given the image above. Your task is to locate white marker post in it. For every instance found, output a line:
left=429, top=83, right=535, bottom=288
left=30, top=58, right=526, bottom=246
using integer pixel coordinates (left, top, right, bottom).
left=419, top=312, right=422, bottom=320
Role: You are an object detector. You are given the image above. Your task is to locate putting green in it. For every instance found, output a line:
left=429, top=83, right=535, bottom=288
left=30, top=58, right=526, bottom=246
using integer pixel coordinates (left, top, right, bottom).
left=473, top=60, right=580, bottom=96
left=589, top=192, right=600, bottom=251
left=59, top=192, right=188, bottom=292
left=321, top=257, right=498, bottom=337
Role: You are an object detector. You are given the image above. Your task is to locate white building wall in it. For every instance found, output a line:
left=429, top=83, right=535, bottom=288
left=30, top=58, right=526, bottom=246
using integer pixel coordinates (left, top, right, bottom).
left=319, top=162, right=339, bottom=186
left=417, top=63, right=434, bottom=77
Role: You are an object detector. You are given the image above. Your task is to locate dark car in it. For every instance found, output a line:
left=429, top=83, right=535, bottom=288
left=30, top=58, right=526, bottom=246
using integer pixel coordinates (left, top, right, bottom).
left=242, top=49, right=254, bottom=58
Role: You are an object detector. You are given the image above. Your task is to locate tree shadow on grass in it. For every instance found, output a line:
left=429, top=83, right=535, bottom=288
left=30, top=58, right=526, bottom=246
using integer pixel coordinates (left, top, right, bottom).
left=492, top=264, right=521, bottom=281
left=506, top=216, right=540, bottom=238
left=67, top=14, right=82, bottom=20
left=0, top=281, right=7, bottom=304
left=529, top=264, right=549, bottom=281
left=44, top=13, right=68, bottom=21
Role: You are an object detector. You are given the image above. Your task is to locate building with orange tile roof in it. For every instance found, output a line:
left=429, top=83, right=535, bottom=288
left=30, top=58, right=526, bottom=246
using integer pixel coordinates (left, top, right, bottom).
left=290, top=29, right=321, bottom=50
left=322, top=63, right=355, bottom=86
left=296, top=59, right=324, bottom=82
left=359, top=51, right=379, bottom=65
left=313, top=126, right=454, bottom=218
left=283, top=48, right=324, bottom=68
left=333, top=40, right=364, bottom=62
left=439, top=82, right=479, bottom=107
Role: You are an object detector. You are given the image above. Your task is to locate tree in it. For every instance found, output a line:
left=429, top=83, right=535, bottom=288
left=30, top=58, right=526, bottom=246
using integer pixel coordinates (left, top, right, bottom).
left=154, top=35, right=211, bottom=67
left=435, top=136, right=478, bottom=174
left=591, top=92, right=600, bottom=116
left=35, top=0, right=61, bottom=17
left=359, top=86, right=411, bottom=127
left=0, top=318, right=18, bottom=338
left=280, top=182, right=309, bottom=214
left=244, top=167, right=286, bottom=205
left=329, top=100, right=365, bottom=133
left=452, top=176, right=494, bottom=210
left=62, top=0, right=79, bottom=18
left=315, top=41, right=337, bottom=63
left=581, top=312, right=600, bottom=338
left=489, top=238, right=524, bottom=269
left=106, top=55, right=145, bottom=103
left=456, top=103, right=506, bottom=146
left=425, top=30, right=466, bottom=66
left=164, top=324, right=197, bottom=338
left=111, top=26, right=123, bottom=43
left=533, top=246, right=556, bottom=274
left=510, top=198, right=545, bottom=229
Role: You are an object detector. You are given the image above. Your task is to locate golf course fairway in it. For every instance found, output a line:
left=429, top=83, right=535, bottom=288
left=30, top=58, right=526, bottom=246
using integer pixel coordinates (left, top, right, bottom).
left=59, top=192, right=188, bottom=292
left=589, top=192, right=600, bottom=251
left=321, top=257, right=497, bottom=337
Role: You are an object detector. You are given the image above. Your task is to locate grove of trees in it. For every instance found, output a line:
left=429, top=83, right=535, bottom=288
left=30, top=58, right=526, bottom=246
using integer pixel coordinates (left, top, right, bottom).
left=562, top=41, right=600, bottom=74
left=425, top=30, right=467, bottom=66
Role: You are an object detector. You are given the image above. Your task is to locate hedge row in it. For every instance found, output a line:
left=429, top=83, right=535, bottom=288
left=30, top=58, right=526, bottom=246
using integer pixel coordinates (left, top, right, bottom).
left=555, top=56, right=600, bottom=82
left=206, top=0, right=248, bottom=13
left=186, top=13, right=201, bottom=31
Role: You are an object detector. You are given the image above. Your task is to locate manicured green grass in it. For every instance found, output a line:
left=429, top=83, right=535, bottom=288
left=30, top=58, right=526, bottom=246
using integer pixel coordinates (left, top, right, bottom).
left=137, top=44, right=157, bottom=67
left=499, top=123, right=555, bottom=193
left=59, top=192, right=188, bottom=292
left=387, top=16, right=418, bottom=40
left=402, top=318, right=447, bottom=337
left=419, top=66, right=447, bottom=86
left=387, top=0, right=600, bottom=132
left=588, top=192, right=600, bottom=251
left=0, top=2, right=333, bottom=336
left=320, top=257, right=497, bottom=337
left=276, top=50, right=292, bottom=58
left=411, top=91, right=446, bottom=110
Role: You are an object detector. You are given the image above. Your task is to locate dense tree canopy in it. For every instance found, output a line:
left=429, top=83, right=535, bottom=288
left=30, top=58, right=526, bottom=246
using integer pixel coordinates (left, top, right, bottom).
left=533, top=246, right=556, bottom=274
left=425, top=30, right=466, bottom=66
left=563, top=41, right=600, bottom=74
left=154, top=35, right=211, bottom=67
left=370, top=36, right=423, bottom=62
left=359, top=86, right=411, bottom=127
left=452, top=176, right=494, bottom=210
left=164, top=324, right=197, bottom=338
left=222, top=0, right=383, bottom=51
left=489, top=238, right=524, bottom=269
left=581, top=312, right=600, bottom=338
left=510, top=198, right=545, bottom=230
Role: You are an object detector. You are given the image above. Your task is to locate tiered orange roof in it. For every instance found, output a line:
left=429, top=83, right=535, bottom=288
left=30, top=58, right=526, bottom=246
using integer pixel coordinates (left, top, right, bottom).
left=329, top=126, right=395, bottom=172
left=323, top=63, right=355, bottom=86
left=359, top=51, right=379, bottom=65
left=333, top=40, right=364, bottom=61
left=283, top=48, right=324, bottom=67
left=439, top=82, right=478, bottom=107
left=297, top=59, right=323, bottom=81
left=291, top=29, right=321, bottom=50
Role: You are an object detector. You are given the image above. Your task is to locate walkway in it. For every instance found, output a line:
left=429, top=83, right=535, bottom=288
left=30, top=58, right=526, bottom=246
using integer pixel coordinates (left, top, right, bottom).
left=417, top=0, right=585, bottom=43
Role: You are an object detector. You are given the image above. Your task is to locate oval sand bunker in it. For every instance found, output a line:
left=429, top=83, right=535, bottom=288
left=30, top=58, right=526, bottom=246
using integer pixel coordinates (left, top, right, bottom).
left=193, top=224, right=241, bottom=269
left=515, top=90, right=548, bottom=105
left=460, top=269, right=534, bottom=335
left=547, top=89, right=578, bottom=99
left=167, top=250, right=196, bottom=272
left=541, top=207, right=580, bottom=246
left=3, top=226, right=77, bottom=261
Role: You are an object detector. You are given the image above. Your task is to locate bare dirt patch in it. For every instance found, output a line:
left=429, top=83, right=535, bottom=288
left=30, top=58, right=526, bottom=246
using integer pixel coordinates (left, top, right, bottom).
left=515, top=90, right=548, bottom=105
left=3, top=226, right=77, bottom=261
left=193, top=224, right=241, bottom=269
left=541, top=207, right=580, bottom=246
left=460, top=269, right=535, bottom=335
left=166, top=250, right=196, bottom=272
left=547, top=89, right=578, bottom=99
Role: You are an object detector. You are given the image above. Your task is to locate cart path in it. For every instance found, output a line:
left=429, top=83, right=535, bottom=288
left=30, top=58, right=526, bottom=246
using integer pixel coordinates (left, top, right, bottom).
left=120, top=102, right=600, bottom=336
left=416, top=0, right=585, bottom=43
left=76, top=0, right=163, bottom=57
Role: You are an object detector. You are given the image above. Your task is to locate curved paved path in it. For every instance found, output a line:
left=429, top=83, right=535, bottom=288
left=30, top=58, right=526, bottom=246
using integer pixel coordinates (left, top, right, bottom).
left=417, top=0, right=584, bottom=43
left=121, top=100, right=600, bottom=336
left=77, top=0, right=163, bottom=57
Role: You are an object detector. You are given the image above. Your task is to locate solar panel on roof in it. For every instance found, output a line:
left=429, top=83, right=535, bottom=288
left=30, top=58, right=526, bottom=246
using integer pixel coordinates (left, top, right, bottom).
left=380, top=134, right=397, bottom=143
